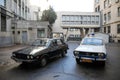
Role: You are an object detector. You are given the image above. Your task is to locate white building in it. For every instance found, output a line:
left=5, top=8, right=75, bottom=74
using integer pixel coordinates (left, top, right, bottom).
left=53, top=12, right=101, bottom=41
left=94, top=0, right=120, bottom=42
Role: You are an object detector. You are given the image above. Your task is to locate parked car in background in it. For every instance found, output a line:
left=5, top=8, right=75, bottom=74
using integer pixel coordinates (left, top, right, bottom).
left=73, top=35, right=107, bottom=66
left=11, top=38, right=69, bottom=67
left=52, top=32, right=64, bottom=41
left=67, top=34, right=81, bottom=41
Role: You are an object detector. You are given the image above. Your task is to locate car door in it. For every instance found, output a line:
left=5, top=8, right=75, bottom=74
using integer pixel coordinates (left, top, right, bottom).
left=48, top=40, right=59, bottom=58
left=56, top=39, right=65, bottom=54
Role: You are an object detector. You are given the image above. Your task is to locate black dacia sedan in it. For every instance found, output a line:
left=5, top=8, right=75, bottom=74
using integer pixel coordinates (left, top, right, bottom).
left=11, top=38, right=69, bottom=67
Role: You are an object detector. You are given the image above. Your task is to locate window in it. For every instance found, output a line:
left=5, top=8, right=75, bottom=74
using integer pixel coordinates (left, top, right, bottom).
left=87, top=16, right=91, bottom=24
left=104, top=27, right=106, bottom=33
left=95, top=0, right=99, bottom=3
left=98, top=6, right=100, bottom=12
left=117, top=24, right=120, bottom=33
left=108, top=0, right=111, bottom=5
left=95, top=8, right=97, bottom=12
left=79, top=16, right=82, bottom=21
left=18, top=0, right=21, bottom=4
left=118, top=7, right=120, bottom=17
left=95, top=16, right=99, bottom=24
left=70, top=16, right=74, bottom=21
left=82, top=38, right=103, bottom=45
left=115, top=0, right=119, bottom=3
left=83, top=16, right=87, bottom=21
left=104, top=14, right=106, bottom=22
left=104, top=0, right=107, bottom=8
left=91, top=16, right=95, bottom=24
left=1, top=15, right=6, bottom=32
left=66, top=16, right=69, bottom=21
left=108, top=12, right=111, bottom=21
left=37, top=29, right=45, bottom=38
left=108, top=26, right=111, bottom=33
left=57, top=39, right=62, bottom=45
left=19, top=7, right=21, bottom=16
left=62, top=15, right=66, bottom=22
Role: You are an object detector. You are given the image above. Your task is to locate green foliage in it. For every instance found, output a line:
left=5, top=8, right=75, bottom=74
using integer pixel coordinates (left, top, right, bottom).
left=41, top=6, right=57, bottom=25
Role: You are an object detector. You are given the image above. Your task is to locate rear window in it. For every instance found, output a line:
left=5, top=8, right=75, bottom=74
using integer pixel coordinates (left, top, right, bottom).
left=82, top=38, right=103, bottom=45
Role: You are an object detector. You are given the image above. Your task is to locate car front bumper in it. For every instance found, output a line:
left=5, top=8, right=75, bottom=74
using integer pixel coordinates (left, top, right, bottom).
left=11, top=56, right=37, bottom=63
left=74, top=56, right=106, bottom=62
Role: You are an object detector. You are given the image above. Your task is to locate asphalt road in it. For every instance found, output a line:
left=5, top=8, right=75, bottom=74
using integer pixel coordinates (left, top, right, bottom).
left=0, top=42, right=120, bottom=80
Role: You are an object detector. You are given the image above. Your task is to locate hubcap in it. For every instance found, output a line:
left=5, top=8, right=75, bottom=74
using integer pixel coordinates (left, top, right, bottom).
left=41, top=58, right=47, bottom=66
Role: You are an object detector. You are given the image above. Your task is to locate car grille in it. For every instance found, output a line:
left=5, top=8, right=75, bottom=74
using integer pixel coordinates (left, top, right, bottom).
left=15, top=54, right=27, bottom=59
left=79, top=52, right=98, bottom=57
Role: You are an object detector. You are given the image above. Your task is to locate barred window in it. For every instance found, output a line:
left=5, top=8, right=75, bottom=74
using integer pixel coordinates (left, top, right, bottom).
left=37, top=29, right=45, bottom=38
left=117, top=24, right=120, bottom=33
left=1, top=15, right=6, bottom=32
left=108, top=12, right=111, bottom=21
left=104, top=14, right=106, bottom=22
left=118, top=7, right=120, bottom=17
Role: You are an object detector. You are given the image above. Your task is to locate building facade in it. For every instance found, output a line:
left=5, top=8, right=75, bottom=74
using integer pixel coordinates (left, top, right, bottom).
left=53, top=12, right=101, bottom=41
left=13, top=20, right=50, bottom=44
left=0, top=0, right=31, bottom=47
left=94, top=0, right=120, bottom=42
left=30, top=6, right=43, bottom=21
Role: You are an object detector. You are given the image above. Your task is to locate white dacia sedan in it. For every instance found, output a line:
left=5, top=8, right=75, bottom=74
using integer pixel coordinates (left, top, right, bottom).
left=73, top=36, right=107, bottom=65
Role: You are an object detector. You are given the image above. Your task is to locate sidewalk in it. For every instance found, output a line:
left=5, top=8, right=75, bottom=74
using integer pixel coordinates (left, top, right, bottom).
left=0, top=45, right=28, bottom=68
left=0, top=45, right=27, bottom=52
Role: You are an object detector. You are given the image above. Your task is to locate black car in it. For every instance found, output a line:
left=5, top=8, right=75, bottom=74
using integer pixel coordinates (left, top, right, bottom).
left=11, top=38, right=69, bottom=67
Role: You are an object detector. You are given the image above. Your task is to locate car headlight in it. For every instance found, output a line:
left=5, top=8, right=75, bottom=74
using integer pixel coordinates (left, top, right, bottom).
left=27, top=55, right=33, bottom=59
left=98, top=53, right=104, bottom=57
left=27, top=55, right=30, bottom=59
left=30, top=56, right=33, bottom=59
left=74, top=51, right=79, bottom=55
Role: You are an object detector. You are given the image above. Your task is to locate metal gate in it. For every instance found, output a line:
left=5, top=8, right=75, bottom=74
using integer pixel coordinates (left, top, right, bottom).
left=22, top=31, right=28, bottom=44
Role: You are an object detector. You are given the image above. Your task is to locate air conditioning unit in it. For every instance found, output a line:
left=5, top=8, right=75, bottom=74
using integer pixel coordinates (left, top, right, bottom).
left=115, top=0, right=119, bottom=3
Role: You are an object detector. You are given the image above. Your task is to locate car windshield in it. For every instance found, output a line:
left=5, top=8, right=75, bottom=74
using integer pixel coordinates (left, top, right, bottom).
left=32, top=39, right=48, bottom=46
left=82, top=38, right=103, bottom=45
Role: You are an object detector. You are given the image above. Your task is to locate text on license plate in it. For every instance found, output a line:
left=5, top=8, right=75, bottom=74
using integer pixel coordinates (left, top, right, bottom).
left=81, top=59, right=92, bottom=63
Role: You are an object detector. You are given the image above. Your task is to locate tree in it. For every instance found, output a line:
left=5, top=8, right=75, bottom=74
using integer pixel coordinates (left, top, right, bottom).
left=41, top=6, right=57, bottom=25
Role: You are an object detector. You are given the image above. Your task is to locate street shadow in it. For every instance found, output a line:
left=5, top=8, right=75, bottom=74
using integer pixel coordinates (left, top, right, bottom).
left=77, top=62, right=106, bottom=70
left=9, top=55, right=68, bottom=71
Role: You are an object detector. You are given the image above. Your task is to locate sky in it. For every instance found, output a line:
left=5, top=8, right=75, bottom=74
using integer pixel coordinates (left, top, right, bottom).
left=30, top=0, right=94, bottom=12
left=0, top=0, right=5, bottom=6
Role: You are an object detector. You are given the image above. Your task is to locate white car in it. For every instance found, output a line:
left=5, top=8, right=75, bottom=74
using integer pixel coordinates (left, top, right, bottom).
left=73, top=37, right=107, bottom=65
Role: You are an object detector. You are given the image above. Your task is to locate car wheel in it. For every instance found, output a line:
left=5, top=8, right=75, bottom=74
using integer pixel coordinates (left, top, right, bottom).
left=61, top=50, right=66, bottom=57
left=40, top=57, right=47, bottom=67
left=76, top=58, right=80, bottom=64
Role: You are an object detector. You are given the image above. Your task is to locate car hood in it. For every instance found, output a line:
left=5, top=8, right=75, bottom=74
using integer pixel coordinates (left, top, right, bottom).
left=75, top=45, right=106, bottom=54
left=14, top=46, right=47, bottom=55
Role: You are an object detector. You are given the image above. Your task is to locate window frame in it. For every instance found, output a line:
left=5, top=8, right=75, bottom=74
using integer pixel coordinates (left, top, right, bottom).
left=117, top=24, right=120, bottom=34
left=118, top=7, right=120, bottom=17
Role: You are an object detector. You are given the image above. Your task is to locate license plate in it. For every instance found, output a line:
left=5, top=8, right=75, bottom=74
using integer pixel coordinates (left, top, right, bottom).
left=81, top=59, right=92, bottom=63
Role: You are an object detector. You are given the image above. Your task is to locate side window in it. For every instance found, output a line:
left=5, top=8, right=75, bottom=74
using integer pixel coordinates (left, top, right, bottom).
left=57, top=39, right=62, bottom=45
left=52, top=40, right=57, bottom=46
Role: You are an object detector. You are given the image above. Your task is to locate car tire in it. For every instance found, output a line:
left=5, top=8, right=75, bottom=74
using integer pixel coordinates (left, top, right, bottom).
left=76, top=58, right=80, bottom=64
left=61, top=50, right=66, bottom=57
left=40, top=57, right=47, bottom=67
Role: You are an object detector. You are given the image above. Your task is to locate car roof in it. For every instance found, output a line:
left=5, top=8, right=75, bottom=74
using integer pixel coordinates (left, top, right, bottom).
left=36, top=38, right=61, bottom=41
